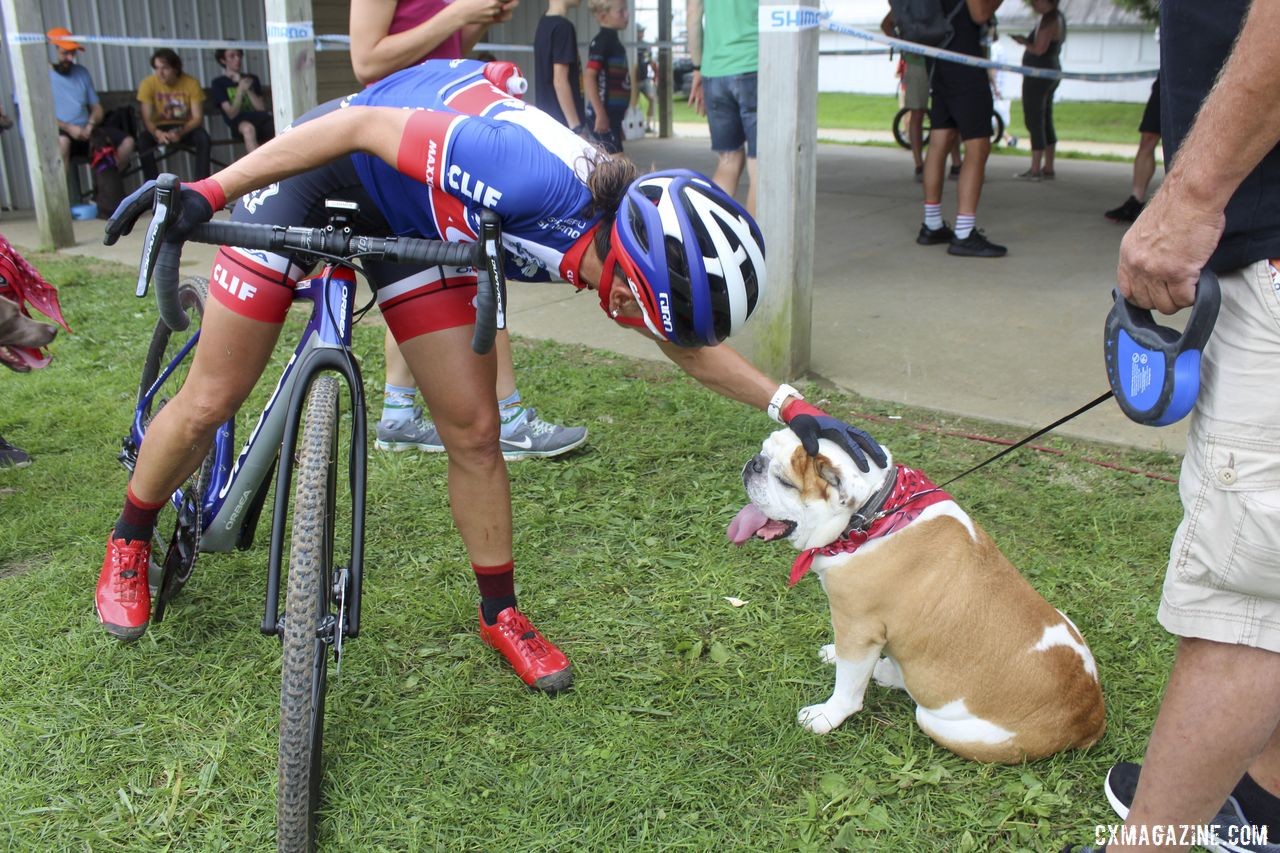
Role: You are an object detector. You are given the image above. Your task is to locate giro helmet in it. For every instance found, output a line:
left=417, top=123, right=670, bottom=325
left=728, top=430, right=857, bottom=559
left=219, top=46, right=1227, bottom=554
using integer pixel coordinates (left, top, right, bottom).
left=602, top=169, right=765, bottom=347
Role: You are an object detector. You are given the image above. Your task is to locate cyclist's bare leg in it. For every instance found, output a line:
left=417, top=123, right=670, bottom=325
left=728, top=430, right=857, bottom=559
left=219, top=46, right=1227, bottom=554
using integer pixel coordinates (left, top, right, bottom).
left=383, top=326, right=517, bottom=407
left=399, top=326, right=510, bottom=567
left=744, top=156, right=758, bottom=218
left=129, top=299, right=284, bottom=504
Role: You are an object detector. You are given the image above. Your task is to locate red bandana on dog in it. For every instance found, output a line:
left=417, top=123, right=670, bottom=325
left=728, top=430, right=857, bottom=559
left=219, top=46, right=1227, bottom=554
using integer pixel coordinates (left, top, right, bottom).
left=788, top=465, right=952, bottom=587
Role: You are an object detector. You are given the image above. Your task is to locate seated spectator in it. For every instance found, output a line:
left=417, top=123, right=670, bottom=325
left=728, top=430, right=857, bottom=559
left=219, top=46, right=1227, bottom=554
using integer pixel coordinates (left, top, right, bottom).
left=136, top=48, right=211, bottom=180
left=46, top=28, right=136, bottom=181
left=210, top=47, right=274, bottom=153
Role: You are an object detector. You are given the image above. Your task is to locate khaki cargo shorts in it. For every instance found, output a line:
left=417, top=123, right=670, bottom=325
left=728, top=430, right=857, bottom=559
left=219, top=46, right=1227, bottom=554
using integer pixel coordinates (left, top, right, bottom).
left=903, top=56, right=929, bottom=111
left=1159, top=260, right=1280, bottom=653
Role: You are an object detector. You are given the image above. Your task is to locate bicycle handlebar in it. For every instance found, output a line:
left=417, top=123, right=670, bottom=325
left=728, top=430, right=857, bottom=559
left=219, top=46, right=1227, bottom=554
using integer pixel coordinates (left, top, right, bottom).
left=138, top=175, right=507, bottom=354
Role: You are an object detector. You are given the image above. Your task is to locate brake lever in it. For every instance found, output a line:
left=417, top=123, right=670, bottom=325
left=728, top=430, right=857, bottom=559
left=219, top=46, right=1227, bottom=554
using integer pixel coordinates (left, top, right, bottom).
left=136, top=174, right=181, bottom=298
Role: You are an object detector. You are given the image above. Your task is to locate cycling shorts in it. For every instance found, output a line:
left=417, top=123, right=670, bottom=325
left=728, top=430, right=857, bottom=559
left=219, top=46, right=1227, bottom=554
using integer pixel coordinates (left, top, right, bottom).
left=208, top=98, right=480, bottom=343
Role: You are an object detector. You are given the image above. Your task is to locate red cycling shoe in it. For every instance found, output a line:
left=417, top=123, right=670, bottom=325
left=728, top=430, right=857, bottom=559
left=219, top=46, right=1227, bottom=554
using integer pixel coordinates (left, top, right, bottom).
left=95, top=536, right=151, bottom=641
left=478, top=606, right=574, bottom=693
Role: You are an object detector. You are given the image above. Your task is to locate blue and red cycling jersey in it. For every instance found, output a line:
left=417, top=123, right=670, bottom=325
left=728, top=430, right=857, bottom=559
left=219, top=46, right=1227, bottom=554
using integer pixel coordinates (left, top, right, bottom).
left=346, top=59, right=605, bottom=286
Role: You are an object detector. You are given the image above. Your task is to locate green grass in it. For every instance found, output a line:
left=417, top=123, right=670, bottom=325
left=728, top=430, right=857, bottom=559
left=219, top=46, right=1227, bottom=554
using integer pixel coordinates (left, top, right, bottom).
left=671, top=93, right=1146, bottom=145
left=0, top=252, right=1185, bottom=850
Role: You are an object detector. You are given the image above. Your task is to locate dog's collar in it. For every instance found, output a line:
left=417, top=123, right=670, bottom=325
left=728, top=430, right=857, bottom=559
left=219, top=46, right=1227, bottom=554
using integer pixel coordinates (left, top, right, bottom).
left=788, top=464, right=952, bottom=587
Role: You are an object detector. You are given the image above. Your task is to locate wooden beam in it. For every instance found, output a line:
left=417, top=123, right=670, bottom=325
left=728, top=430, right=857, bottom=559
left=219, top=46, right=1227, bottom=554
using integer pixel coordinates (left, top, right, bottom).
left=749, top=0, right=819, bottom=379
left=1, top=1, right=74, bottom=248
left=264, top=0, right=317, bottom=129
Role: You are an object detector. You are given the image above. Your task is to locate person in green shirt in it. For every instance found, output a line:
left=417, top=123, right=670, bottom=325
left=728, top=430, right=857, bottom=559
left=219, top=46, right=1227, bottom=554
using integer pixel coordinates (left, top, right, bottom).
left=686, top=0, right=758, bottom=216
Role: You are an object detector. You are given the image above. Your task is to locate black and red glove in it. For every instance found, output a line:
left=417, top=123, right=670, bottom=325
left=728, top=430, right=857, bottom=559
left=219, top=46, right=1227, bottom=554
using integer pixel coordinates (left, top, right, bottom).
left=782, top=398, right=887, bottom=473
left=104, top=178, right=225, bottom=246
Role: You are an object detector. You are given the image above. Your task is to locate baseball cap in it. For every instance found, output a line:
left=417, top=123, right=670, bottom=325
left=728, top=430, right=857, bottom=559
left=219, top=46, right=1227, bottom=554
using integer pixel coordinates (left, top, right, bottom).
left=46, top=27, right=84, bottom=52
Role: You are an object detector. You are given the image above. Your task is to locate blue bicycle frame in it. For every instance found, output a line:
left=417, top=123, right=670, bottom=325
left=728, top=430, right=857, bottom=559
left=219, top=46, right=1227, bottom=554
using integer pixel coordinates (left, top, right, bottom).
left=125, top=263, right=369, bottom=637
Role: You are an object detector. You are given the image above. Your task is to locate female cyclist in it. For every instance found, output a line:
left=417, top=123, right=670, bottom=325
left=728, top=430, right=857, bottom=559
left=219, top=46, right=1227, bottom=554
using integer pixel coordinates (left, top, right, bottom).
left=98, top=59, right=885, bottom=693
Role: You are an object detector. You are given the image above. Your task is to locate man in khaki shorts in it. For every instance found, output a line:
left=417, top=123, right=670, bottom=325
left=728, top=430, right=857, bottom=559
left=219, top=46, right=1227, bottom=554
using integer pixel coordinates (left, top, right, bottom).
left=1062, top=2, right=1280, bottom=851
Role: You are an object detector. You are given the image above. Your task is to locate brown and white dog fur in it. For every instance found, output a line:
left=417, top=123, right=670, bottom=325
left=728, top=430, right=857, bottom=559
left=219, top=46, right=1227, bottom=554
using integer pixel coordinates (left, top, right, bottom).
left=732, top=429, right=1105, bottom=763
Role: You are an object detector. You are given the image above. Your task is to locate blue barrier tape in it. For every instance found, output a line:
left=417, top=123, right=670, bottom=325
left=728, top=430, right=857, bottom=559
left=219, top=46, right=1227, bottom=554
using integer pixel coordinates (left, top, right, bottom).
left=821, top=18, right=1158, bottom=82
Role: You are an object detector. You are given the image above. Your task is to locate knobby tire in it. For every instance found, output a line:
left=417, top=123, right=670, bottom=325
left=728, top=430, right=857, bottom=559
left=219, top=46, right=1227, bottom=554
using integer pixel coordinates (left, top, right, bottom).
left=277, top=375, right=339, bottom=853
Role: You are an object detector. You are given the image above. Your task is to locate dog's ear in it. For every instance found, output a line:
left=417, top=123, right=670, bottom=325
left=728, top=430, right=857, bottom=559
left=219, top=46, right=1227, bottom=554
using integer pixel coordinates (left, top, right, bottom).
left=812, top=453, right=855, bottom=507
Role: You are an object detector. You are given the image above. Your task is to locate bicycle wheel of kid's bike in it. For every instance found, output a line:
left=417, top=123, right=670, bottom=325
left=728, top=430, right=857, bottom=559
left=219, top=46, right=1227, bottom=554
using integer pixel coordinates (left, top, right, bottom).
left=136, top=276, right=213, bottom=618
left=277, top=375, right=340, bottom=853
left=892, top=107, right=932, bottom=149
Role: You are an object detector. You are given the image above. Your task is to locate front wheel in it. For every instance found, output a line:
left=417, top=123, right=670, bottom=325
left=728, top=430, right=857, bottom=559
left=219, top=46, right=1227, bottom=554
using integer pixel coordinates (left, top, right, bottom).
left=277, top=375, right=340, bottom=853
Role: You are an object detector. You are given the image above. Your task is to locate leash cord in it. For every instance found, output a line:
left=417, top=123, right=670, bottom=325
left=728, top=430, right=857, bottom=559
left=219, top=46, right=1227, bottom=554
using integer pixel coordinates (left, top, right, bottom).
left=937, top=390, right=1115, bottom=489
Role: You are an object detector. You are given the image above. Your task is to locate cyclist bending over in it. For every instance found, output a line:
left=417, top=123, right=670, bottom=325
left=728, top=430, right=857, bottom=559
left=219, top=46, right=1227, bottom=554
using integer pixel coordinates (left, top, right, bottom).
left=99, top=59, right=885, bottom=692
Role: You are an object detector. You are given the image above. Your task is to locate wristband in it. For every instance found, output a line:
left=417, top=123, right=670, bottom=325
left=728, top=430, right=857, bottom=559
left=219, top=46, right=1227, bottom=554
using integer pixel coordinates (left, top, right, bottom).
left=768, top=383, right=802, bottom=424
left=187, top=178, right=227, bottom=212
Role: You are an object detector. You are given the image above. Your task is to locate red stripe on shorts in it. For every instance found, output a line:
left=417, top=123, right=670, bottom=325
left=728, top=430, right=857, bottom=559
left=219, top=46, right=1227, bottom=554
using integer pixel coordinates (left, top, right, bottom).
left=382, top=282, right=479, bottom=343
left=207, top=247, right=294, bottom=323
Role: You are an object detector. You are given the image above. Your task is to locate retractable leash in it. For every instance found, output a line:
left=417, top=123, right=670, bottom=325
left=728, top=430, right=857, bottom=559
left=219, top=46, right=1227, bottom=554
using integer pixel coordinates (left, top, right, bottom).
left=1103, top=270, right=1221, bottom=427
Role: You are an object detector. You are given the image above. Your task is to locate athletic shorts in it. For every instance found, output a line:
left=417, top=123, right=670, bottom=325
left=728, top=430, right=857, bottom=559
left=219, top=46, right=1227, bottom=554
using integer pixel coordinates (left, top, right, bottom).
left=225, top=109, right=275, bottom=144
left=703, top=72, right=758, bottom=158
left=903, top=57, right=929, bottom=111
left=928, top=81, right=993, bottom=142
left=208, top=98, right=479, bottom=344
left=1159, top=260, right=1280, bottom=653
left=60, top=125, right=129, bottom=159
left=1138, top=78, right=1161, bottom=136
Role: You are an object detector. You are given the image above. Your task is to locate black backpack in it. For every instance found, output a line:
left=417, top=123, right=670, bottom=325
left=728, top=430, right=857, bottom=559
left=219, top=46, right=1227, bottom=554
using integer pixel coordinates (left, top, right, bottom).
left=888, top=0, right=966, bottom=47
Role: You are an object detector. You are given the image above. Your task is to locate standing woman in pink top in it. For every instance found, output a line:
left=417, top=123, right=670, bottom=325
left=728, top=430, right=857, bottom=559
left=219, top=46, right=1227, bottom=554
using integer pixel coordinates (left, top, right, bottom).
left=346, top=0, right=589, bottom=688
left=349, top=0, right=589, bottom=459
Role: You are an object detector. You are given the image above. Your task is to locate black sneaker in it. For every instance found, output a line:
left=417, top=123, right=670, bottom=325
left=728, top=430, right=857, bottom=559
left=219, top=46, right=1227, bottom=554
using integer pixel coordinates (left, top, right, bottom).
left=1104, top=762, right=1280, bottom=853
left=948, top=229, right=1007, bottom=257
left=0, top=435, right=30, bottom=468
left=1105, top=196, right=1144, bottom=223
left=917, top=222, right=955, bottom=245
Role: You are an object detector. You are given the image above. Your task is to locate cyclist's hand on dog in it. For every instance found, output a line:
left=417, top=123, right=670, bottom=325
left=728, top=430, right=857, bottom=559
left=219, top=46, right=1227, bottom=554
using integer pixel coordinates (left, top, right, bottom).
left=105, top=179, right=226, bottom=246
left=782, top=399, right=887, bottom=473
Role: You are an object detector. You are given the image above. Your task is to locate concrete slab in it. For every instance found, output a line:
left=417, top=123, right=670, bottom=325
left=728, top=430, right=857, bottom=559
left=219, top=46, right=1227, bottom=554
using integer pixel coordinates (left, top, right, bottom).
left=0, top=133, right=1187, bottom=455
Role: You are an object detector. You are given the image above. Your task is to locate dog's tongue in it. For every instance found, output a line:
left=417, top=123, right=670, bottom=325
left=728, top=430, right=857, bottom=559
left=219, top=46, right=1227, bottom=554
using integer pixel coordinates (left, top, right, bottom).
left=727, top=503, right=790, bottom=545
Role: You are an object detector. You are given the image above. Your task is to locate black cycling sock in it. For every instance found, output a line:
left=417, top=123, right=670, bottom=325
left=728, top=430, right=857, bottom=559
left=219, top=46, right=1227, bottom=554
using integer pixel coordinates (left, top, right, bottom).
left=1233, top=772, right=1280, bottom=837
left=481, top=595, right=517, bottom=625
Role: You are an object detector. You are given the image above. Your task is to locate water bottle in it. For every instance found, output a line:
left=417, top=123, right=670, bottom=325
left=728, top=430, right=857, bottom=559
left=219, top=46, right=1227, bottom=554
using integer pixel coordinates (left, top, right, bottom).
left=482, top=61, right=528, bottom=98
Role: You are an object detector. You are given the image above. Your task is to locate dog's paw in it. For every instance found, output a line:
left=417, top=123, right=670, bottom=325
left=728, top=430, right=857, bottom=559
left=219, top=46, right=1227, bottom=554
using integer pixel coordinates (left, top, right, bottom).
left=872, top=656, right=907, bottom=690
left=797, top=700, right=857, bottom=734
left=818, top=644, right=836, bottom=665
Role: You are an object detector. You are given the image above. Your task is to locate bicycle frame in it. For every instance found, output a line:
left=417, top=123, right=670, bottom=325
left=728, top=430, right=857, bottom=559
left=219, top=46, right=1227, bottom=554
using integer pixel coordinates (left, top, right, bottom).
left=128, top=263, right=369, bottom=636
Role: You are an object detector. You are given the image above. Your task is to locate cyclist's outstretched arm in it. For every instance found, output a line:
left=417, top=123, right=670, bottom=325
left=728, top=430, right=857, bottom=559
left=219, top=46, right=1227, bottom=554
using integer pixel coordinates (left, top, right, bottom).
left=656, top=340, right=887, bottom=470
left=208, top=106, right=413, bottom=200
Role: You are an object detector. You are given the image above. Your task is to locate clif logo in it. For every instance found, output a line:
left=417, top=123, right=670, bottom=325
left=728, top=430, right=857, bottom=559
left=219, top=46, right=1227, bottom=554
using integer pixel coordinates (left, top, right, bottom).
left=213, top=262, right=258, bottom=301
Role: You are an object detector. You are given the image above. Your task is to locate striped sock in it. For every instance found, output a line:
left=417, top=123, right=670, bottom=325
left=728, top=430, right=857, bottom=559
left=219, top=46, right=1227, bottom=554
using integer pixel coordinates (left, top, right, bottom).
left=381, top=383, right=417, bottom=426
left=498, top=389, right=528, bottom=439
left=923, top=203, right=943, bottom=231
left=955, top=214, right=976, bottom=240
left=113, top=484, right=166, bottom=543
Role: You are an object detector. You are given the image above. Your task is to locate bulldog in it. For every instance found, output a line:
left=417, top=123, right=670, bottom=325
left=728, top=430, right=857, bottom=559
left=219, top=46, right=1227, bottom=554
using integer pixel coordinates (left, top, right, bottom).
left=728, top=429, right=1105, bottom=763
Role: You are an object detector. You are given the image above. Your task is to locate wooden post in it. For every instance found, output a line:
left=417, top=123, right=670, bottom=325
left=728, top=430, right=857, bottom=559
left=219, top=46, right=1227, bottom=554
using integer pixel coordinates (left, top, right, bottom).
left=657, top=0, right=671, bottom=138
left=0, top=1, right=74, bottom=248
left=264, top=0, right=317, bottom=130
left=748, top=0, right=818, bottom=380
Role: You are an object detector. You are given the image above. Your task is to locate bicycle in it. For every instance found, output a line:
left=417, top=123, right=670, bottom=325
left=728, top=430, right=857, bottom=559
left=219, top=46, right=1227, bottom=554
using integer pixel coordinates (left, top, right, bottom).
left=116, top=174, right=508, bottom=852
left=892, top=105, right=1005, bottom=150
